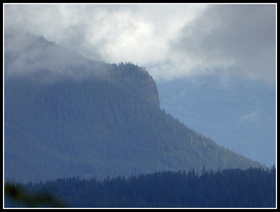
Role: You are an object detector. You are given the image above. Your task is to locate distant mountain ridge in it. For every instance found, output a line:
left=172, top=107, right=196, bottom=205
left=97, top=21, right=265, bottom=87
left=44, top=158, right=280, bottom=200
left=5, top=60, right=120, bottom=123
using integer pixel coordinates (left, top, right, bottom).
left=4, top=29, right=262, bottom=183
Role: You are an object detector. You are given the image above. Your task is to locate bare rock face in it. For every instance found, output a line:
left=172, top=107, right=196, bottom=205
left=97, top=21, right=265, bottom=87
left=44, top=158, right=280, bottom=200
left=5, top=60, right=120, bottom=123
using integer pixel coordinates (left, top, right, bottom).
left=138, top=67, right=160, bottom=107
left=109, top=63, right=160, bottom=108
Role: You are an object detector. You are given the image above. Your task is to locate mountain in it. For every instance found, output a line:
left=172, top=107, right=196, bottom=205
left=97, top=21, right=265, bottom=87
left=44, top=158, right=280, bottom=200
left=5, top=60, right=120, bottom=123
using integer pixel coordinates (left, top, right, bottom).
left=4, top=29, right=262, bottom=183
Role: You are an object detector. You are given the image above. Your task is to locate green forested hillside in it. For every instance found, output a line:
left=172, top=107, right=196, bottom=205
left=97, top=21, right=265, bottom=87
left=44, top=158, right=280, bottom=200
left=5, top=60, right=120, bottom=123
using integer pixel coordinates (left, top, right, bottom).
left=4, top=63, right=261, bottom=183
left=5, top=167, right=276, bottom=208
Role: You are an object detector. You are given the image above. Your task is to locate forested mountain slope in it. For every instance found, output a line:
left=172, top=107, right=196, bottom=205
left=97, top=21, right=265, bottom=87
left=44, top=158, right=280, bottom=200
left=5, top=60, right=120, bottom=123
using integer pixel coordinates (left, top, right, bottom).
left=4, top=30, right=262, bottom=183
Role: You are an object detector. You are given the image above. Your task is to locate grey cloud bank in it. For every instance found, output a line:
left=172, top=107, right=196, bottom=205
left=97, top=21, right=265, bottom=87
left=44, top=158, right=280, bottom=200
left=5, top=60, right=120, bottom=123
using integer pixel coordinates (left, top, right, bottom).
left=170, top=4, right=276, bottom=82
left=4, top=3, right=276, bottom=83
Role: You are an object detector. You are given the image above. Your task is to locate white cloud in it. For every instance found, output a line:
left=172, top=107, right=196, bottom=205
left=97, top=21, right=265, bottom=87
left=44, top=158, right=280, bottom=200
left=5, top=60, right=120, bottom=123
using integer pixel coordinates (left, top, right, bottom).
left=238, top=110, right=260, bottom=124
left=4, top=3, right=276, bottom=83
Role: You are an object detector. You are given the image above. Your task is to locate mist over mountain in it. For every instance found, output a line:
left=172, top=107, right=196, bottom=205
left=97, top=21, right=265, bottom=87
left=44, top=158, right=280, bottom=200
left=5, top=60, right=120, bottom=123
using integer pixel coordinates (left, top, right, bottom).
left=4, top=28, right=110, bottom=82
left=4, top=30, right=262, bottom=183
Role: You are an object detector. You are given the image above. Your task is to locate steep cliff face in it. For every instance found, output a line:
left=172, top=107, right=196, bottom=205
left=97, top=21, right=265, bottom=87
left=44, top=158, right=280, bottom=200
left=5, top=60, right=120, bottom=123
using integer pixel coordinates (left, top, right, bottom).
left=108, top=63, right=160, bottom=107
left=137, top=67, right=160, bottom=107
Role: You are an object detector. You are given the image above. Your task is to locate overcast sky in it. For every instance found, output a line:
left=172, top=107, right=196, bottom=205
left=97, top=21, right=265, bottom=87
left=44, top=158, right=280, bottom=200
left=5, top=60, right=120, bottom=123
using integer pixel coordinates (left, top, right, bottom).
left=4, top=3, right=276, bottom=83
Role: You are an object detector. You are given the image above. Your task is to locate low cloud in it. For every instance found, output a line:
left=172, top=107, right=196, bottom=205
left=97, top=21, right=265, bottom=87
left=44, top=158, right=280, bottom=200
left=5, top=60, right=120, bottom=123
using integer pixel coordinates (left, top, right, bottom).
left=4, top=4, right=276, bottom=83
